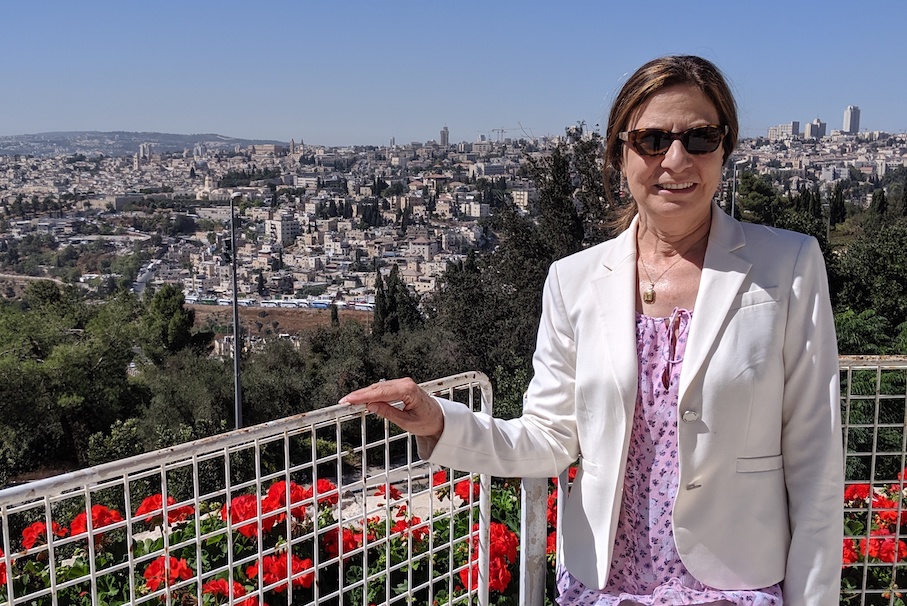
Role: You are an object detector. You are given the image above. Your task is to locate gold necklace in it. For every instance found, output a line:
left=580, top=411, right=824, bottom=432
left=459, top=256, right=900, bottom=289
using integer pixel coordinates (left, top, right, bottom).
left=638, top=255, right=685, bottom=304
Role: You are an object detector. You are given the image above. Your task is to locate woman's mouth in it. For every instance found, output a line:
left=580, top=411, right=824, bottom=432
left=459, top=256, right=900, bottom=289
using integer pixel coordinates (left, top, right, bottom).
left=656, top=182, right=695, bottom=191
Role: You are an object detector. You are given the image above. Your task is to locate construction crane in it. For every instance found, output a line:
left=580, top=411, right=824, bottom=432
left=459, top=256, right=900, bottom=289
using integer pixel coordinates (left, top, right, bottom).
left=482, top=126, right=534, bottom=143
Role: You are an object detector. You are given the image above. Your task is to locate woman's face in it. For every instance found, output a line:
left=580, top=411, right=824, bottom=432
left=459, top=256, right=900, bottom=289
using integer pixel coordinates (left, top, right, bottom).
left=621, top=84, right=725, bottom=228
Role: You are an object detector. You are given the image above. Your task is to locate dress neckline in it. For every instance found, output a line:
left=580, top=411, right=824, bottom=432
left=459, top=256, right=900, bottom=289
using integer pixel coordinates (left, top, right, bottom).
left=636, top=307, right=693, bottom=321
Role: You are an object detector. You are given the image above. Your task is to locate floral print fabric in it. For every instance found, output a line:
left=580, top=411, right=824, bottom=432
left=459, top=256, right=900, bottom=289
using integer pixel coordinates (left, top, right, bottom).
left=556, top=309, right=782, bottom=606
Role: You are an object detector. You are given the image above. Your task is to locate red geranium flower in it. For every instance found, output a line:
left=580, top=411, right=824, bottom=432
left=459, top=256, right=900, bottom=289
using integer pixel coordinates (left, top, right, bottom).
left=879, top=537, right=907, bottom=563
left=454, top=479, right=480, bottom=502
left=391, top=516, right=429, bottom=543
left=567, top=465, right=578, bottom=481
left=135, top=494, right=194, bottom=525
left=547, top=489, right=558, bottom=527
left=22, top=520, right=68, bottom=549
left=266, top=480, right=311, bottom=521
left=871, top=494, right=907, bottom=528
left=246, top=553, right=314, bottom=591
left=861, top=528, right=893, bottom=560
left=844, top=483, right=871, bottom=502
left=202, top=578, right=260, bottom=606
left=313, top=478, right=339, bottom=507
left=459, top=522, right=518, bottom=593
left=432, top=470, right=448, bottom=486
left=70, top=505, right=124, bottom=542
left=489, top=521, right=519, bottom=564
left=547, top=530, right=558, bottom=556
left=144, top=556, right=193, bottom=591
left=322, top=526, right=363, bottom=559
left=0, top=549, right=7, bottom=585
left=459, top=555, right=512, bottom=593
left=843, top=538, right=859, bottom=565
left=374, top=484, right=402, bottom=501
left=220, top=494, right=280, bottom=538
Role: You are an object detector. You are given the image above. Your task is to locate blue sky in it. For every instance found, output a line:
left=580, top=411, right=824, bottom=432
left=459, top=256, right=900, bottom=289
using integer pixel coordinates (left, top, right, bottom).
left=3, top=1, right=905, bottom=146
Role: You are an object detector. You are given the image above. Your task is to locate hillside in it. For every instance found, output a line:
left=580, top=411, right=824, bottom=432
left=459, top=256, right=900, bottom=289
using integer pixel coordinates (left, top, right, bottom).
left=189, top=304, right=372, bottom=337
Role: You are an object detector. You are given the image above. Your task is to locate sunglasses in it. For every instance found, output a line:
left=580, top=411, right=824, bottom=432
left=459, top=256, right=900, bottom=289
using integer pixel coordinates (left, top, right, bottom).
left=618, top=124, right=728, bottom=156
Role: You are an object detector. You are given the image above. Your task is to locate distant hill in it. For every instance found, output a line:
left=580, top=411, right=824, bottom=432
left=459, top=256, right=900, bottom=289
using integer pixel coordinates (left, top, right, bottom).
left=0, top=131, right=289, bottom=157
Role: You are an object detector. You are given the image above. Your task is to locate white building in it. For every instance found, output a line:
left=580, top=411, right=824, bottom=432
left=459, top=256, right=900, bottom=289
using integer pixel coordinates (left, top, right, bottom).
left=844, top=105, right=861, bottom=134
left=767, top=122, right=800, bottom=141
left=266, top=212, right=301, bottom=247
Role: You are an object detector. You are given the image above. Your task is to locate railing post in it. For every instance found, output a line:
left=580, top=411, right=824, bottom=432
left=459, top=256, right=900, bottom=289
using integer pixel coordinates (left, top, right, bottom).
left=520, top=476, right=549, bottom=606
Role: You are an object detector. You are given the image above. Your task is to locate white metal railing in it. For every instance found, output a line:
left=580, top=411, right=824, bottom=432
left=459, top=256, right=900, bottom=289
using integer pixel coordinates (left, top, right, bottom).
left=521, top=356, right=907, bottom=606
left=0, top=372, right=493, bottom=606
left=8, top=358, right=905, bottom=605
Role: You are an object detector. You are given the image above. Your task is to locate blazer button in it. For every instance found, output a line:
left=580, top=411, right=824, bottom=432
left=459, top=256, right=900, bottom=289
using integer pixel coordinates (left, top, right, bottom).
left=681, top=410, right=699, bottom=423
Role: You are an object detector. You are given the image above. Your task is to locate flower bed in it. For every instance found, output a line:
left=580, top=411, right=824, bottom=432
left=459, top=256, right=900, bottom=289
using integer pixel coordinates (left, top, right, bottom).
left=0, top=471, right=525, bottom=606
left=1, top=460, right=885, bottom=605
left=843, top=469, right=907, bottom=605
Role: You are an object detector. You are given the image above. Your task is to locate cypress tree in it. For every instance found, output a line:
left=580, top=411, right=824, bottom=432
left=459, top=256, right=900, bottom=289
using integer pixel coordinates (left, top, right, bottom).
left=372, top=270, right=386, bottom=338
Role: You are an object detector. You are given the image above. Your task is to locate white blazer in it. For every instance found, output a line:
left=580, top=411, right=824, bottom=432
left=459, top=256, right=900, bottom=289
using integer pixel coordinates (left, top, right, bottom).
left=426, top=205, right=843, bottom=606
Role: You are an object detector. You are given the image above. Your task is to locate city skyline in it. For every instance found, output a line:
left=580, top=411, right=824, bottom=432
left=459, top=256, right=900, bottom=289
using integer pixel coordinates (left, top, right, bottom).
left=3, top=1, right=906, bottom=147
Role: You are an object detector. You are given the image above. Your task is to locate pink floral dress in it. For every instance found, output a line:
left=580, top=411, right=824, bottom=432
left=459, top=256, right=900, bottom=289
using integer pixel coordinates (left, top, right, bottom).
left=556, top=309, right=783, bottom=606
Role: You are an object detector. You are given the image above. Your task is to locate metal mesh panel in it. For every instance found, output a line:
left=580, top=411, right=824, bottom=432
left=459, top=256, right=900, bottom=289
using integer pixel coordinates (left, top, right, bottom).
left=0, top=372, right=492, bottom=606
left=841, top=357, right=907, bottom=606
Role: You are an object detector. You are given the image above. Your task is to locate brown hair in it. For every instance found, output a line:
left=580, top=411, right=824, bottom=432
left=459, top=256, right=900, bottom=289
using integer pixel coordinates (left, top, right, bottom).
left=605, top=55, right=739, bottom=231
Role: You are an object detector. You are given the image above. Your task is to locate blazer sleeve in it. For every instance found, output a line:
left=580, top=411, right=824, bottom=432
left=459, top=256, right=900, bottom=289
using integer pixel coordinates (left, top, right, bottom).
left=779, top=236, right=843, bottom=606
left=424, top=261, right=581, bottom=478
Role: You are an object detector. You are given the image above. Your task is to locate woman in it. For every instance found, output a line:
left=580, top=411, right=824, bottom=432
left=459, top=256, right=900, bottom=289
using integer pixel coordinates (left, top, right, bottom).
left=340, top=56, right=842, bottom=606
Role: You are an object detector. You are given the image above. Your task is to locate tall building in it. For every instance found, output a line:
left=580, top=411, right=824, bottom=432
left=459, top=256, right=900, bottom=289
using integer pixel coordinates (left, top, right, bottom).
left=844, top=105, right=860, bottom=134
left=440, top=126, right=449, bottom=148
left=804, top=118, right=827, bottom=140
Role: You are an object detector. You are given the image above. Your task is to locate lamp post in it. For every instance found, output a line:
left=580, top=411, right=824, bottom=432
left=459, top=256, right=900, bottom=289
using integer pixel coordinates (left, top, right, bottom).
left=731, top=159, right=749, bottom=218
left=230, top=192, right=243, bottom=429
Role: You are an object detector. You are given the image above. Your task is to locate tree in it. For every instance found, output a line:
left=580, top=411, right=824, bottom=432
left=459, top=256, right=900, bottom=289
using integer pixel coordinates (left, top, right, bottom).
left=256, top=270, right=266, bottom=295
left=835, top=308, right=890, bottom=355
left=374, top=265, right=422, bottom=336
left=869, top=189, right=888, bottom=218
left=137, top=350, right=233, bottom=436
left=304, top=321, right=381, bottom=408
left=240, top=339, right=316, bottom=424
left=829, top=184, right=846, bottom=228
left=737, top=172, right=784, bottom=225
left=0, top=290, right=143, bottom=473
left=385, top=182, right=405, bottom=197
left=836, top=222, right=907, bottom=330
left=141, top=285, right=195, bottom=364
left=527, top=144, right=585, bottom=259
left=372, top=270, right=387, bottom=339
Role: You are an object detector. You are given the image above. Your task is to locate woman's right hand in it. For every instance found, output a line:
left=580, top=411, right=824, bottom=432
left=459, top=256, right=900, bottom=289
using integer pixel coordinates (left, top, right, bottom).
left=339, top=378, right=444, bottom=439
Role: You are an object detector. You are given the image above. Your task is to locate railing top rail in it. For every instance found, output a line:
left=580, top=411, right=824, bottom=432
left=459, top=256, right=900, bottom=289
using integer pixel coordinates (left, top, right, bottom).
left=838, top=355, right=907, bottom=367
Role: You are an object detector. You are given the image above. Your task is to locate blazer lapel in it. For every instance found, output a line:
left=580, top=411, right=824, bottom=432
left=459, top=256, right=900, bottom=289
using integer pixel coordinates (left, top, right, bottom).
left=678, top=206, right=751, bottom=405
left=591, top=219, right=639, bottom=418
